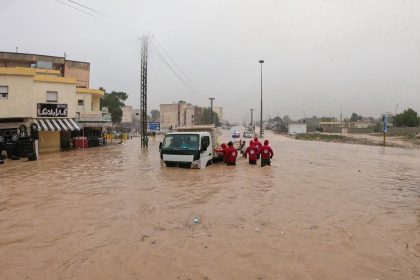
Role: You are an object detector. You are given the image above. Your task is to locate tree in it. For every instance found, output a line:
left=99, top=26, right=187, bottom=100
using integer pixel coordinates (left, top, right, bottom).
left=319, top=116, right=337, bottom=122
left=100, top=90, right=128, bottom=124
left=350, top=113, right=363, bottom=122
left=283, top=115, right=292, bottom=123
left=395, top=108, right=419, bottom=127
left=150, top=110, right=160, bottom=122
left=200, top=107, right=220, bottom=126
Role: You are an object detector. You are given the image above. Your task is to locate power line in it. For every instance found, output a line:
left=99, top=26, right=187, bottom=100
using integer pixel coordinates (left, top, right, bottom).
left=151, top=38, right=248, bottom=112
left=150, top=44, right=207, bottom=101
left=54, top=0, right=102, bottom=20
left=66, top=0, right=103, bottom=15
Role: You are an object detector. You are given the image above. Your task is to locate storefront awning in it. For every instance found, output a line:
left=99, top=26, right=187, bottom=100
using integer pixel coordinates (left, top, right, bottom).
left=33, top=118, right=81, bottom=132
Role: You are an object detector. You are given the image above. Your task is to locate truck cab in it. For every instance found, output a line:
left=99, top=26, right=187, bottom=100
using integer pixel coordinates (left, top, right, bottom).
left=160, top=131, right=213, bottom=169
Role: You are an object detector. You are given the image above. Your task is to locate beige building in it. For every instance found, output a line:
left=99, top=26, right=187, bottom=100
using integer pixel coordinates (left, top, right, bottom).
left=0, top=51, right=90, bottom=88
left=0, top=67, right=81, bottom=152
left=0, top=68, right=106, bottom=154
left=160, top=101, right=223, bottom=131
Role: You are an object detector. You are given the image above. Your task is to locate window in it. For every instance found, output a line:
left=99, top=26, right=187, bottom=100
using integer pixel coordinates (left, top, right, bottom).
left=201, top=136, right=210, bottom=151
left=46, top=91, right=58, bottom=102
left=78, top=99, right=84, bottom=106
left=0, top=86, right=8, bottom=99
left=162, top=134, right=199, bottom=150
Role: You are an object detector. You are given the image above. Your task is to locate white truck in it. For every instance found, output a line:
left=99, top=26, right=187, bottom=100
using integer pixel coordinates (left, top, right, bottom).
left=159, top=125, right=239, bottom=169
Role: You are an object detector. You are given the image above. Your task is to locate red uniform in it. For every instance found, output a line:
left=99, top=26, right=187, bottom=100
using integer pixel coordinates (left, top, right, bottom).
left=224, top=146, right=238, bottom=164
left=253, top=137, right=262, bottom=150
left=221, top=143, right=228, bottom=162
left=258, top=142, right=274, bottom=159
left=245, top=144, right=259, bottom=161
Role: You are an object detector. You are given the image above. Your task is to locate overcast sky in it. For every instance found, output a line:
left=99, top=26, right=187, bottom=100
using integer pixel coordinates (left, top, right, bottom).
left=1, top=0, right=420, bottom=122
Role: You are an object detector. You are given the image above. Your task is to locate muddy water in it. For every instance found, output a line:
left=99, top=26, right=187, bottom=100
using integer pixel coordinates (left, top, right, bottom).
left=0, top=131, right=419, bottom=280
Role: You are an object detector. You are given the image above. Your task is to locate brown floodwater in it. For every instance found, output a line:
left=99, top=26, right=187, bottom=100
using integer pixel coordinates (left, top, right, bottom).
left=0, top=131, right=419, bottom=280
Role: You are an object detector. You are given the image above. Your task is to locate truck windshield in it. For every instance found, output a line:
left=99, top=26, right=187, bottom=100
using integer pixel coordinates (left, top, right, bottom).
left=162, top=134, right=199, bottom=150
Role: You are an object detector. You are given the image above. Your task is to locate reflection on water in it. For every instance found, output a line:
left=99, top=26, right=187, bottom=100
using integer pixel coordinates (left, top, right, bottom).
left=1, top=132, right=419, bottom=280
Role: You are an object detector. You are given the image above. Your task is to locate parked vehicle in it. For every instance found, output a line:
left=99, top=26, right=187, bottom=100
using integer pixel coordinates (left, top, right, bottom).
left=243, top=131, right=253, bottom=138
left=232, top=131, right=241, bottom=138
left=160, top=125, right=239, bottom=169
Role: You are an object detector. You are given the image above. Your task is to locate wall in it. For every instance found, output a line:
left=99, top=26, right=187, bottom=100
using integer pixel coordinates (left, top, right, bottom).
left=75, top=92, right=92, bottom=113
left=64, top=61, right=90, bottom=88
left=33, top=80, right=77, bottom=118
left=322, top=127, right=342, bottom=133
left=160, top=104, right=179, bottom=129
left=288, top=123, right=307, bottom=134
left=348, top=128, right=375, bottom=134
left=388, top=127, right=420, bottom=135
left=121, top=106, right=133, bottom=123
left=0, top=74, right=34, bottom=118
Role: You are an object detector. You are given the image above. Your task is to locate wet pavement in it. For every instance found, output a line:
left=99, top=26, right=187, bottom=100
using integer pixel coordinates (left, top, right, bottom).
left=1, top=131, right=419, bottom=280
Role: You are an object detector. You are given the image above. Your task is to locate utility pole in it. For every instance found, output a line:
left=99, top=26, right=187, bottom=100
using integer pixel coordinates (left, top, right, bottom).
left=340, top=110, right=343, bottom=135
left=209, top=97, right=215, bottom=125
left=395, top=104, right=399, bottom=127
left=259, top=60, right=264, bottom=138
left=140, top=35, right=150, bottom=148
left=250, top=109, right=254, bottom=132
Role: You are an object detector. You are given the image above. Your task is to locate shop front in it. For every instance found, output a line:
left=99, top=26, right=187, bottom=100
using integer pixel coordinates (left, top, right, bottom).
left=0, top=118, right=34, bottom=159
left=77, top=112, right=112, bottom=147
left=33, top=103, right=81, bottom=153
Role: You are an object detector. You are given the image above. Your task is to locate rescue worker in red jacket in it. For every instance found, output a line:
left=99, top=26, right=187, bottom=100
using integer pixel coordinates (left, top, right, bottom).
left=258, top=140, right=274, bottom=167
left=253, top=137, right=262, bottom=159
left=214, top=143, right=227, bottom=162
left=221, top=143, right=228, bottom=163
left=224, top=141, right=237, bottom=166
left=244, top=140, right=259, bottom=165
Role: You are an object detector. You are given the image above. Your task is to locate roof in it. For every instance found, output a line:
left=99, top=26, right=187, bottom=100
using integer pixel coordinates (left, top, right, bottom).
left=0, top=51, right=89, bottom=65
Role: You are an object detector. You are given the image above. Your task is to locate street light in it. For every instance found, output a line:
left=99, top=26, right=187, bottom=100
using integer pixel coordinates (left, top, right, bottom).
left=259, top=59, right=264, bottom=138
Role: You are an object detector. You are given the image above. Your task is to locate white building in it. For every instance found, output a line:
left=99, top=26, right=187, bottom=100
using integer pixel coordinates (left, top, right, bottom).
left=287, top=123, right=307, bottom=135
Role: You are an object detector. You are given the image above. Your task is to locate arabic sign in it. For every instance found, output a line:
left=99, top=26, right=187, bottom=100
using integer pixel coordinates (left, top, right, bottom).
left=37, top=103, right=68, bottom=117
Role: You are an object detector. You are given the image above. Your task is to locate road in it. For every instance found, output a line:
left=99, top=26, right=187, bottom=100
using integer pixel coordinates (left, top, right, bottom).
left=1, top=131, right=419, bottom=280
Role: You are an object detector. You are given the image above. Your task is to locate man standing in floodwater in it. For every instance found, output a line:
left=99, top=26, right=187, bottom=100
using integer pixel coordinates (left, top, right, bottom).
left=244, top=140, right=259, bottom=165
left=253, top=137, right=262, bottom=159
left=258, top=140, right=274, bottom=167
left=224, top=141, right=237, bottom=166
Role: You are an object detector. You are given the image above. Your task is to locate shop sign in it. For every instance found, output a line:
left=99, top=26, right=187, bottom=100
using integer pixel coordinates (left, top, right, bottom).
left=79, top=112, right=103, bottom=122
left=37, top=103, right=68, bottom=117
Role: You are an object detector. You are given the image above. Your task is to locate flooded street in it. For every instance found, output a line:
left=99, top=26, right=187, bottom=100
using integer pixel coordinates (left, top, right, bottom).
left=1, top=131, right=419, bottom=280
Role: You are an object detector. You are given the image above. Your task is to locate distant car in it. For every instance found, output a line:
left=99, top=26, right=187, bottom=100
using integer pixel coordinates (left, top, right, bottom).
left=232, top=131, right=241, bottom=138
left=243, top=131, right=253, bottom=138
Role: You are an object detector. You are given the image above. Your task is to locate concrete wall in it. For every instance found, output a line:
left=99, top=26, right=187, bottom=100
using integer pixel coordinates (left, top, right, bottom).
left=388, top=127, right=420, bottom=135
left=322, top=127, right=342, bottom=133
left=122, top=106, right=133, bottom=123
left=75, top=93, right=92, bottom=113
left=33, top=81, right=77, bottom=118
left=348, top=127, right=375, bottom=134
left=0, top=74, right=34, bottom=118
left=185, top=107, right=195, bottom=126
left=160, top=104, right=179, bottom=129
left=64, top=61, right=90, bottom=88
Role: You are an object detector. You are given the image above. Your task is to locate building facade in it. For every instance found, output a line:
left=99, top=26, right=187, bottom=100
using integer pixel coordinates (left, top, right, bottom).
left=0, top=67, right=80, bottom=153
left=160, top=101, right=223, bottom=131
